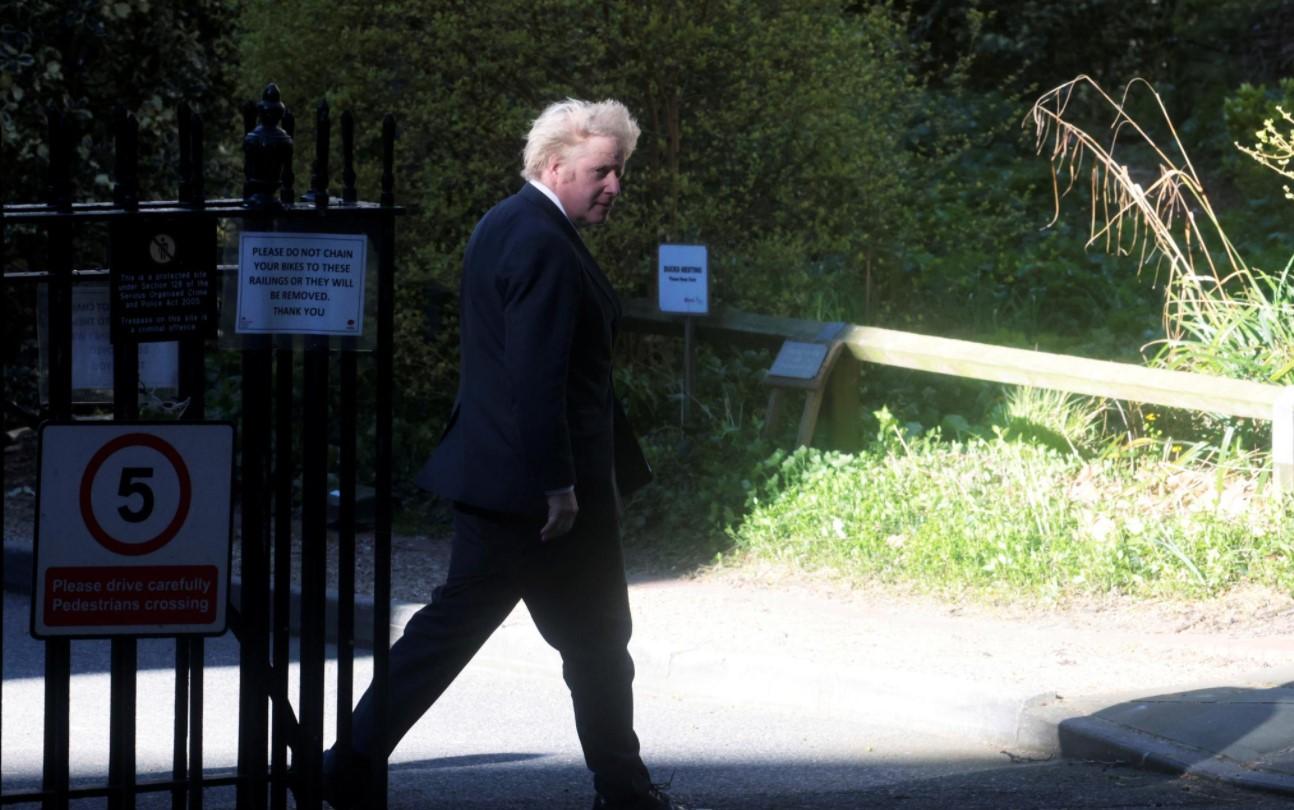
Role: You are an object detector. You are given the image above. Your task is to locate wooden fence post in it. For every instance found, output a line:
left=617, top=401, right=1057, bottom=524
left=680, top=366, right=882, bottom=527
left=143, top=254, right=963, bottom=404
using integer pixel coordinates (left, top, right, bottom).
left=819, top=352, right=861, bottom=451
left=1275, top=388, right=1294, bottom=494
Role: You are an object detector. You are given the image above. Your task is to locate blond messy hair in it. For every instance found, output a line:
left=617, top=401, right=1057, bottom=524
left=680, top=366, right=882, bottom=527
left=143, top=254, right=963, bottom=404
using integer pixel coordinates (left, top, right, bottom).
left=521, top=98, right=641, bottom=181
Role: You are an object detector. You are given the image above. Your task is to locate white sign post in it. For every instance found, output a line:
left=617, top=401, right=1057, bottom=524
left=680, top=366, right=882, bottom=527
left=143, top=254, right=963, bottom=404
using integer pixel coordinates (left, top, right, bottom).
left=657, top=244, right=710, bottom=427
left=32, top=422, right=235, bottom=638
left=236, top=232, right=368, bottom=335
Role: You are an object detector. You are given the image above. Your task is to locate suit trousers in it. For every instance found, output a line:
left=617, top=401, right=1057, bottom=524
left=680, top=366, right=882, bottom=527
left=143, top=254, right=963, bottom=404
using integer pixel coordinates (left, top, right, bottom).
left=348, top=500, right=651, bottom=799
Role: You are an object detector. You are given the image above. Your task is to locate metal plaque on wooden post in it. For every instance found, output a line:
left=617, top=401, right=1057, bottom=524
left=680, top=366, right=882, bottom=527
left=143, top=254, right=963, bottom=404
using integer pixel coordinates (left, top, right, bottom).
left=763, top=322, right=859, bottom=450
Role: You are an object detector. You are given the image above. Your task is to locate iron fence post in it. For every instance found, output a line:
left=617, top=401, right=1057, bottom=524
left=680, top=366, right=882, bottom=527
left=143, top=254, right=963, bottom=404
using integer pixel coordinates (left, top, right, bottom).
left=369, top=112, right=397, bottom=810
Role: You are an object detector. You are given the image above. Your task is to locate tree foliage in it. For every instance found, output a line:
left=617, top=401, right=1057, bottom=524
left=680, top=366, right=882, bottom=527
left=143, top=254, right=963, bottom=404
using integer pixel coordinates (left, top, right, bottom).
left=2, top=0, right=241, bottom=386
left=2, top=0, right=242, bottom=203
left=242, top=0, right=930, bottom=304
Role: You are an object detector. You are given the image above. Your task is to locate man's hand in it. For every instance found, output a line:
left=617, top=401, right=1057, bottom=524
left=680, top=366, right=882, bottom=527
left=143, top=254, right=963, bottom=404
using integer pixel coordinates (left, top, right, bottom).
left=541, top=489, right=578, bottom=542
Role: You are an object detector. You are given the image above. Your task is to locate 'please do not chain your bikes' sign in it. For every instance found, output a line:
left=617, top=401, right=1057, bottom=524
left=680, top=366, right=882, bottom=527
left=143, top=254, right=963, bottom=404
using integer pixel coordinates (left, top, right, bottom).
left=235, top=232, right=368, bottom=335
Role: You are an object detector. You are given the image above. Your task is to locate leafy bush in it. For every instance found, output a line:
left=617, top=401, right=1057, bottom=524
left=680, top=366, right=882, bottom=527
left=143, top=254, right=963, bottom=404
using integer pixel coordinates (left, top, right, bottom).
left=992, top=386, right=1108, bottom=455
left=1224, top=80, right=1294, bottom=199
left=615, top=337, right=783, bottom=560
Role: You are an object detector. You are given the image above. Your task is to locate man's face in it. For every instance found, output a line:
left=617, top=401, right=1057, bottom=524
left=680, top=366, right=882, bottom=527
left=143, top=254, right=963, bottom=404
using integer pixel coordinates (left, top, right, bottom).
left=544, top=135, right=626, bottom=227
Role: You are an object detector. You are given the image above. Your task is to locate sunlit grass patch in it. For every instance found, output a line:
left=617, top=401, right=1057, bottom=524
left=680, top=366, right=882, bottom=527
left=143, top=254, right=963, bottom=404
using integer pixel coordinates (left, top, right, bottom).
left=728, top=419, right=1294, bottom=600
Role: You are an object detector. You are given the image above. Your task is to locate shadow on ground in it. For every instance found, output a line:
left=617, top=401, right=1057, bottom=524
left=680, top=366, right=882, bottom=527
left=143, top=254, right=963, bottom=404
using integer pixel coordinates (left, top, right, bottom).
left=1060, top=682, right=1294, bottom=797
left=11, top=754, right=1284, bottom=809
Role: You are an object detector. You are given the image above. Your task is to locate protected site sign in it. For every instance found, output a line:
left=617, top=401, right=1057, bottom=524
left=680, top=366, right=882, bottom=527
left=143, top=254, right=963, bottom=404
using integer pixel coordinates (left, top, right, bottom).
left=111, top=220, right=219, bottom=343
left=235, top=231, right=367, bottom=335
left=32, top=422, right=235, bottom=638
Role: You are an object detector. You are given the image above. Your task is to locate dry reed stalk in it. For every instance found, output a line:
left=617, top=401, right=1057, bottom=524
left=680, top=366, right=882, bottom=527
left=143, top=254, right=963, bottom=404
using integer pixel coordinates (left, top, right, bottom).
left=1027, top=75, right=1253, bottom=342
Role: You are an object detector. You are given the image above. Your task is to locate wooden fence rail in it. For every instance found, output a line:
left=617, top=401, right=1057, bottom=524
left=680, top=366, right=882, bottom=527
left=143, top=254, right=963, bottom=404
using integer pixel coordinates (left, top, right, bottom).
left=620, top=299, right=1294, bottom=492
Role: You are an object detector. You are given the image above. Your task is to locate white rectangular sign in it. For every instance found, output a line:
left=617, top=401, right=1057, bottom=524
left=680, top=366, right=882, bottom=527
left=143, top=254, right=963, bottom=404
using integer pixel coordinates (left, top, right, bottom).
left=33, top=422, right=234, bottom=637
left=70, top=284, right=179, bottom=390
left=236, top=232, right=367, bottom=335
left=658, top=243, right=709, bottom=315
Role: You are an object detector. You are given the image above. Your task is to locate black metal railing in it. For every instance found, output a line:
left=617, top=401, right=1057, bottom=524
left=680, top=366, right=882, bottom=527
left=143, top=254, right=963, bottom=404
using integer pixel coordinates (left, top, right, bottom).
left=1, top=83, right=399, bottom=810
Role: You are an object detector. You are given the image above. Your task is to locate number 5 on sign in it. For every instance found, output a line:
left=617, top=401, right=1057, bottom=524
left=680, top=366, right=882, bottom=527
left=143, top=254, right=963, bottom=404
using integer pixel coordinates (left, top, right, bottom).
left=32, top=422, right=235, bottom=638
left=117, top=467, right=155, bottom=523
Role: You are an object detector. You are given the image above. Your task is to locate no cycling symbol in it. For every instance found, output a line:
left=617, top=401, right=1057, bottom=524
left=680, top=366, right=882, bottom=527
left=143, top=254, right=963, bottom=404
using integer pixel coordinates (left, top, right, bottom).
left=79, top=433, right=192, bottom=556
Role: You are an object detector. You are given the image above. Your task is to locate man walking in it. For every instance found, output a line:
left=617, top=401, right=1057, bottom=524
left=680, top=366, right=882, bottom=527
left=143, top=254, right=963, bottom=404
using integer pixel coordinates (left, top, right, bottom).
left=324, top=98, right=676, bottom=810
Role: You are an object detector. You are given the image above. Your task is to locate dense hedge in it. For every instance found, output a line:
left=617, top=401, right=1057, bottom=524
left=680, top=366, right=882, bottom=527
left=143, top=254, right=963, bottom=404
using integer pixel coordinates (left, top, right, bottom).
left=239, top=0, right=960, bottom=474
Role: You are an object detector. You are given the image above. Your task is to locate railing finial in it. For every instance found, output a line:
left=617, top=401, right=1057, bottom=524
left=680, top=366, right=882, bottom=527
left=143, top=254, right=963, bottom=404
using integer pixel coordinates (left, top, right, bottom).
left=303, top=99, right=331, bottom=208
left=113, top=107, right=139, bottom=210
left=242, top=82, right=293, bottom=211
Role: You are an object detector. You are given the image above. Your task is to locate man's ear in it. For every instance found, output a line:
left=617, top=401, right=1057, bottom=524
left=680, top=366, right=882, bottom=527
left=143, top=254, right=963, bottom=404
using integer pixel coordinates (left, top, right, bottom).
left=545, top=154, right=567, bottom=183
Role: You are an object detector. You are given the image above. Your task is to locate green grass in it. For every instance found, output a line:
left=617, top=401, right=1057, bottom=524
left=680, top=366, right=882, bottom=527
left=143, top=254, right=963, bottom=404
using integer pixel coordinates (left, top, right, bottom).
left=727, top=419, right=1294, bottom=601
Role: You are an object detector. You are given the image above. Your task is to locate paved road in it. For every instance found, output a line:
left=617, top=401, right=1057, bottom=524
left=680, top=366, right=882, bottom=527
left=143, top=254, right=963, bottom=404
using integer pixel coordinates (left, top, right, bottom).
left=4, top=591, right=1009, bottom=807
left=1, top=590, right=244, bottom=788
left=4, top=590, right=1290, bottom=809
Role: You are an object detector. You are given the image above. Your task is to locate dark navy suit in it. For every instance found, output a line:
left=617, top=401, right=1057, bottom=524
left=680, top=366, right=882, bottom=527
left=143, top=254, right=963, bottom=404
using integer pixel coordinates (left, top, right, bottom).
left=417, top=182, right=629, bottom=512
left=348, top=183, right=653, bottom=801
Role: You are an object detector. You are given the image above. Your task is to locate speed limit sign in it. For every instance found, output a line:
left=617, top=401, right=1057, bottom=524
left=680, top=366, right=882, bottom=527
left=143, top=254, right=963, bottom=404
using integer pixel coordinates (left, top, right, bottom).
left=32, top=422, right=234, bottom=638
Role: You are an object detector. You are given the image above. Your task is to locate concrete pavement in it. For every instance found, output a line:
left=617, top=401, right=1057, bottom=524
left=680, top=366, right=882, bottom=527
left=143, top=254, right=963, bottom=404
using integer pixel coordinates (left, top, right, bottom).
left=5, top=539, right=1294, bottom=800
left=1057, top=685, right=1294, bottom=795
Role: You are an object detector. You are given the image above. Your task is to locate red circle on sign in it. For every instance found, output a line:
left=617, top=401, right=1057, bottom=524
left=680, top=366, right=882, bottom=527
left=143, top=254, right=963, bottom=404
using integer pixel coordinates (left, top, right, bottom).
left=79, top=433, right=192, bottom=556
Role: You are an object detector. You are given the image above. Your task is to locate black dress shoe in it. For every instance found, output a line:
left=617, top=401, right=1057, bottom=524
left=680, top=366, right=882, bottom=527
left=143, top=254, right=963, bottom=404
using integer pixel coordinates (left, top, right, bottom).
left=591, top=784, right=678, bottom=810
left=322, top=746, right=372, bottom=810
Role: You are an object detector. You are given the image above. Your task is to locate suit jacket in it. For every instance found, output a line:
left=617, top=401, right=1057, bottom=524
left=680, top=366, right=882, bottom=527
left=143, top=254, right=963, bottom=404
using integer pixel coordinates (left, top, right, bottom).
left=416, top=183, right=650, bottom=517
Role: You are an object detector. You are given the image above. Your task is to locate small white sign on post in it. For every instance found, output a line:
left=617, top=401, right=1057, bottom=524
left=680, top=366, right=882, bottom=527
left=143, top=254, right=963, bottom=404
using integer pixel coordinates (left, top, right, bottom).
left=32, top=422, right=235, bottom=638
left=658, top=244, right=709, bottom=315
left=236, top=232, right=367, bottom=335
